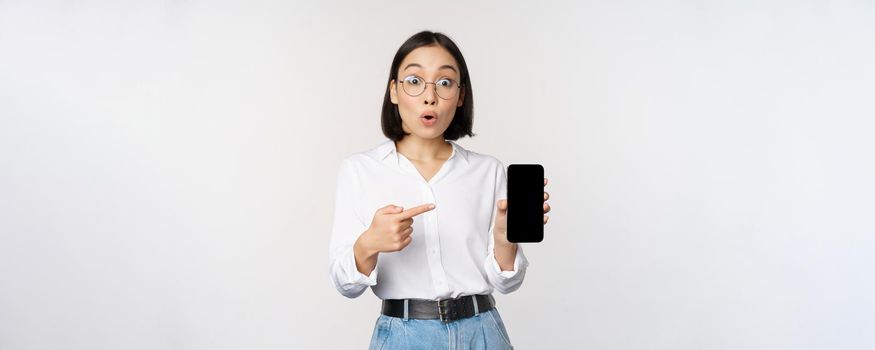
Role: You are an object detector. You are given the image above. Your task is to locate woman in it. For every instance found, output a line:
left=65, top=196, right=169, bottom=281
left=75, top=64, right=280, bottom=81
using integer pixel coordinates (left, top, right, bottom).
left=328, top=31, right=551, bottom=350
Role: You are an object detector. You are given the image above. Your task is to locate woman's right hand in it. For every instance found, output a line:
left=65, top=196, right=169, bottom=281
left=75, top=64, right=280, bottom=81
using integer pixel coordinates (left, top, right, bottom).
left=358, top=203, right=436, bottom=254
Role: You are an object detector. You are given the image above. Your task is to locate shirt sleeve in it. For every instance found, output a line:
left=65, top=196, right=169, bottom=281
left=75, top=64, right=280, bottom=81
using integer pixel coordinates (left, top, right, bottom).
left=327, top=158, right=378, bottom=299
left=482, top=160, right=530, bottom=294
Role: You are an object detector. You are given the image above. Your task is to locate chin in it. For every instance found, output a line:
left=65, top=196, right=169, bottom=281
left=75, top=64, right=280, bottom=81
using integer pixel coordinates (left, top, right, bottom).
left=402, top=124, right=448, bottom=140
left=411, top=130, right=447, bottom=140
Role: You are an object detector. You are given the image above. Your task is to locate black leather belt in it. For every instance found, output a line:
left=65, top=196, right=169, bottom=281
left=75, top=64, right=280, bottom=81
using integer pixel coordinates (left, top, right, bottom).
left=381, top=294, right=495, bottom=323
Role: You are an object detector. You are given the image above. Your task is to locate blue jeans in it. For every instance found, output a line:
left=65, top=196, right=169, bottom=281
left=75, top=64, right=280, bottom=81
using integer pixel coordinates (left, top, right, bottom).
left=369, top=308, right=514, bottom=349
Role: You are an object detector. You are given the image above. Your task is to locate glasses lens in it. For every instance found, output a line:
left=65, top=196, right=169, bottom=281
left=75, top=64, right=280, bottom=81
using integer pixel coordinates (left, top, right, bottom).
left=435, top=79, right=459, bottom=100
left=401, top=76, right=425, bottom=96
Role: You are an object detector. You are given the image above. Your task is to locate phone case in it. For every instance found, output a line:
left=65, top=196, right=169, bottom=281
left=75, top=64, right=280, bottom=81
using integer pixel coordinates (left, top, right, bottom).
left=506, top=164, right=544, bottom=243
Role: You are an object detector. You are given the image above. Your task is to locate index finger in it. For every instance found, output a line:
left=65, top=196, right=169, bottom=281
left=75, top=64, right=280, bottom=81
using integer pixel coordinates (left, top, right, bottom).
left=397, top=203, right=436, bottom=219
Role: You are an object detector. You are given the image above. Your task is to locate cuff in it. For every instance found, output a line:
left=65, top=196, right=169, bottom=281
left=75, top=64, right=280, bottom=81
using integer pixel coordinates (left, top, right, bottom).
left=490, top=244, right=527, bottom=278
left=353, top=266, right=378, bottom=286
left=344, top=247, right=378, bottom=286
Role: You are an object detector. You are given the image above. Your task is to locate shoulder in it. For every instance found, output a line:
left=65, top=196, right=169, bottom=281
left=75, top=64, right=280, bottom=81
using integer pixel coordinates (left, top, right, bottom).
left=449, top=141, right=505, bottom=172
left=339, top=139, right=394, bottom=168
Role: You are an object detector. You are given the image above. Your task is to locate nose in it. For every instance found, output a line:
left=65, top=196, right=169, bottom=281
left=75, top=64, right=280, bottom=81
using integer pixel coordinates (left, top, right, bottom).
left=423, top=83, right=437, bottom=105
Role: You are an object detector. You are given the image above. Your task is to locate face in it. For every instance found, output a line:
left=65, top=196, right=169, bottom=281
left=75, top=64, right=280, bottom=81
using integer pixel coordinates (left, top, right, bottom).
left=389, top=45, right=465, bottom=140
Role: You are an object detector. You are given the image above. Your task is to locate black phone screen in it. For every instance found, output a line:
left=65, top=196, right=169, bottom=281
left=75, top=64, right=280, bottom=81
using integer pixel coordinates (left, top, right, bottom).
left=506, top=164, right=544, bottom=243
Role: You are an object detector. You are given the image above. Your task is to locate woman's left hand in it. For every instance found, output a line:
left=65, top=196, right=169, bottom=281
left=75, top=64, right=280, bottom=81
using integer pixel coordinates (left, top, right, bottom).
left=493, top=178, right=550, bottom=246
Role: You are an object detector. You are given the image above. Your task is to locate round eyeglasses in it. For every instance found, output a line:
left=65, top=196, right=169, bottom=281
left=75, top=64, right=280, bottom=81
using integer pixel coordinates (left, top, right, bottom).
left=397, top=75, right=463, bottom=100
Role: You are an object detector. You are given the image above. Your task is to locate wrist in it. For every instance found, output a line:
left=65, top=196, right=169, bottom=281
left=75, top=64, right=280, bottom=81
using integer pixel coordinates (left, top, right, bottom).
left=355, top=231, right=378, bottom=257
left=494, top=238, right=516, bottom=250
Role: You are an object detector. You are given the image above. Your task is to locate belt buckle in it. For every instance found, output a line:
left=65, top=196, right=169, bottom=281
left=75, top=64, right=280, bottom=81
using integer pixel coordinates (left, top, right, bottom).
left=437, top=299, right=453, bottom=323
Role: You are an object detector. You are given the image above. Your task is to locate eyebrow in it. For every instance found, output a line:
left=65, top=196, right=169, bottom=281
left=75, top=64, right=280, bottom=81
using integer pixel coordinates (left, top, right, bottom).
left=402, top=63, right=458, bottom=73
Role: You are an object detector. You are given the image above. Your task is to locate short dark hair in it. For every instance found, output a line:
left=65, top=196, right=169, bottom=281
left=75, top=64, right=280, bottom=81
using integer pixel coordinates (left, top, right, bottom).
left=381, top=31, right=475, bottom=141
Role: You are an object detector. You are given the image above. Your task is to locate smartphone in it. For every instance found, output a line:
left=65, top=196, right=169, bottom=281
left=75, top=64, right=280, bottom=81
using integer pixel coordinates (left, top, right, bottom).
left=506, top=164, right=544, bottom=243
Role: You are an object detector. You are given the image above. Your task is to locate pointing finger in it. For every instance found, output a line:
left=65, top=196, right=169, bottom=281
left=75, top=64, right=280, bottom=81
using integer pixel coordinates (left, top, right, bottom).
left=378, top=205, right=403, bottom=214
left=397, top=203, right=436, bottom=219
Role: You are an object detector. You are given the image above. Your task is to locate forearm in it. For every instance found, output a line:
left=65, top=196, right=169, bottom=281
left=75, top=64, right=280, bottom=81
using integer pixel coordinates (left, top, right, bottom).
left=354, top=232, right=378, bottom=276
left=493, top=241, right=518, bottom=271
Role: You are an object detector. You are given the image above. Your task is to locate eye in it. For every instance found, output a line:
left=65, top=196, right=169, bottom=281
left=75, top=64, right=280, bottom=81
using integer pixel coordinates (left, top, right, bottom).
left=403, top=76, right=423, bottom=85
left=436, top=78, right=454, bottom=87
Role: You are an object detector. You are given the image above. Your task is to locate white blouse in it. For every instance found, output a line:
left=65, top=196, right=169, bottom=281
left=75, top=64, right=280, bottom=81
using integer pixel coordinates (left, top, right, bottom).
left=328, top=139, right=530, bottom=300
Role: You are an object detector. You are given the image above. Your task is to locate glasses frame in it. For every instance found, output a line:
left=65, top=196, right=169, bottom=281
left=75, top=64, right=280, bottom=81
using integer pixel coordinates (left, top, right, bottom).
left=396, top=75, right=464, bottom=100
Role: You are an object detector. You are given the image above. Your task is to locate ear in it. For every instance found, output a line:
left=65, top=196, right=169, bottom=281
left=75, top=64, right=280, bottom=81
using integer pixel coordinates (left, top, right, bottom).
left=456, top=86, right=465, bottom=107
left=389, top=80, right=398, bottom=105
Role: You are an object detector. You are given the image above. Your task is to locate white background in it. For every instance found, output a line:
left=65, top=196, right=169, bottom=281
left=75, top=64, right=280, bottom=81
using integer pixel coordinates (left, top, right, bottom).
left=1, top=1, right=874, bottom=349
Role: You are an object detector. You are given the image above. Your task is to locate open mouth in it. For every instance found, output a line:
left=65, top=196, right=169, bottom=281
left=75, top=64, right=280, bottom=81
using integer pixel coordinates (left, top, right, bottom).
left=420, top=112, right=438, bottom=126
left=420, top=110, right=438, bottom=120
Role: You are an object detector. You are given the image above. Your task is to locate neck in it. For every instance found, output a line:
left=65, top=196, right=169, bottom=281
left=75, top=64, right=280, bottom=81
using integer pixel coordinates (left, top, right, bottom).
left=395, top=136, right=451, bottom=161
